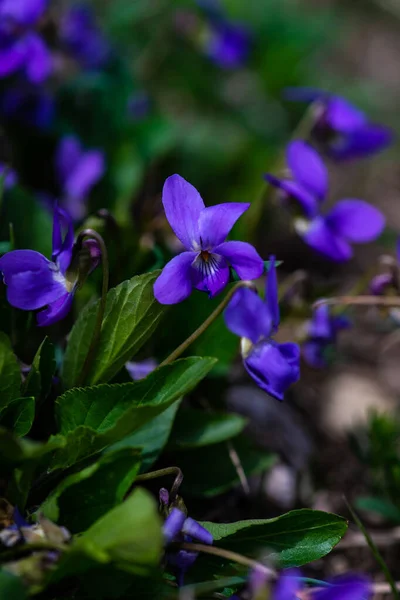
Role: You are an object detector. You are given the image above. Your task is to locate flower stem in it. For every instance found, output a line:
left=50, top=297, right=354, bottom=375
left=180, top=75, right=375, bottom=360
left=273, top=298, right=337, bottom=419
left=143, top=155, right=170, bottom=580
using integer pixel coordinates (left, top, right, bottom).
left=76, top=229, right=109, bottom=386
left=314, top=295, right=400, bottom=309
left=159, top=281, right=258, bottom=367
left=177, top=542, right=276, bottom=579
left=128, top=466, right=183, bottom=502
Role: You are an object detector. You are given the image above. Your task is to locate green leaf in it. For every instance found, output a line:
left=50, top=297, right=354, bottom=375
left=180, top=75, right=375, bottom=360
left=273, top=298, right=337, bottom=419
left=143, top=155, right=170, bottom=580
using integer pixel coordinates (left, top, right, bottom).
left=0, top=333, right=21, bottom=410
left=49, top=358, right=216, bottom=469
left=355, top=496, right=400, bottom=524
left=49, top=488, right=163, bottom=583
left=179, top=436, right=276, bottom=497
left=201, top=509, right=348, bottom=567
left=23, top=338, right=55, bottom=400
left=0, top=570, right=27, bottom=599
left=0, top=427, right=65, bottom=469
left=0, top=397, right=35, bottom=436
left=40, top=448, right=141, bottom=532
left=62, top=272, right=168, bottom=388
left=107, top=401, right=181, bottom=472
left=169, top=408, right=247, bottom=449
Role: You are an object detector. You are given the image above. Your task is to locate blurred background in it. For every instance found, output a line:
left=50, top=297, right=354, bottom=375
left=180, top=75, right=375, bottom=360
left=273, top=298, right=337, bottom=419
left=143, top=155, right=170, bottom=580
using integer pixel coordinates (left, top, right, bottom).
left=2, top=0, right=400, bottom=590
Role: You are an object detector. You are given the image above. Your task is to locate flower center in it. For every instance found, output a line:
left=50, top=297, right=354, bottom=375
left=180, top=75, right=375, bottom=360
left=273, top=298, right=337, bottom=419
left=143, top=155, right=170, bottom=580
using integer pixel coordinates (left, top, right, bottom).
left=200, top=250, right=210, bottom=262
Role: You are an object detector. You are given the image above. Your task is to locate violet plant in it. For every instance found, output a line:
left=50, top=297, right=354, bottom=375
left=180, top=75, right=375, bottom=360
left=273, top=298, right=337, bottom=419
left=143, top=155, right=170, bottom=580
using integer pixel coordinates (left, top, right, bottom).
left=0, top=1, right=398, bottom=599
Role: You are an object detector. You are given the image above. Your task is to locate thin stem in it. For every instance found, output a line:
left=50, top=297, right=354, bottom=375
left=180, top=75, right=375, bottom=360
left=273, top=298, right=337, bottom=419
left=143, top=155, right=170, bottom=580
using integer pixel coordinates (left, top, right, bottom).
left=129, top=467, right=183, bottom=502
left=226, top=440, right=250, bottom=495
left=159, top=281, right=258, bottom=367
left=177, top=542, right=276, bottom=579
left=0, top=541, right=67, bottom=563
left=314, top=295, right=400, bottom=310
left=76, top=229, right=109, bottom=386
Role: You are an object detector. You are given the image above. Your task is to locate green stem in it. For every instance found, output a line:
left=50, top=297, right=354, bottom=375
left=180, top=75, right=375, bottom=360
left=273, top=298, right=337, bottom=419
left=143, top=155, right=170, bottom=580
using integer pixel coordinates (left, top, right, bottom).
left=129, top=466, right=183, bottom=502
left=76, top=229, right=109, bottom=386
left=177, top=542, right=276, bottom=579
left=159, top=280, right=258, bottom=367
left=314, top=294, right=400, bottom=309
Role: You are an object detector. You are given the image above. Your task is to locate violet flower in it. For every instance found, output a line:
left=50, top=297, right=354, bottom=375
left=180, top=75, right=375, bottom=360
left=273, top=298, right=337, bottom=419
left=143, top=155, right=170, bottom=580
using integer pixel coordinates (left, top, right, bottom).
left=303, top=305, right=349, bottom=369
left=163, top=507, right=213, bottom=586
left=224, top=257, right=300, bottom=400
left=60, top=5, right=111, bottom=70
left=154, top=174, right=263, bottom=304
left=0, top=83, right=54, bottom=128
left=265, top=140, right=385, bottom=262
left=284, top=87, right=393, bottom=160
left=0, top=0, right=52, bottom=83
left=0, top=204, right=98, bottom=326
left=204, top=19, right=250, bottom=69
left=56, top=135, right=105, bottom=221
left=0, top=162, right=17, bottom=189
left=273, top=571, right=371, bottom=600
left=125, top=358, right=157, bottom=381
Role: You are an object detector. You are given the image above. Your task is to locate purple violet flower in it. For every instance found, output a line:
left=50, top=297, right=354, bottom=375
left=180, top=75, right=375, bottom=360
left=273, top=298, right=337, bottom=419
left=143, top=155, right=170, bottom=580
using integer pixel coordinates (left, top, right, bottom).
left=60, top=5, right=111, bottom=70
left=204, top=19, right=250, bottom=69
left=163, top=507, right=213, bottom=586
left=284, top=87, right=393, bottom=160
left=0, top=162, right=17, bottom=189
left=303, top=305, right=349, bottom=369
left=224, top=256, right=300, bottom=400
left=0, top=204, right=98, bottom=326
left=265, top=140, right=385, bottom=262
left=154, top=174, right=263, bottom=304
left=0, top=83, right=54, bottom=128
left=0, top=0, right=52, bottom=83
left=56, top=135, right=105, bottom=221
left=125, top=358, right=158, bottom=381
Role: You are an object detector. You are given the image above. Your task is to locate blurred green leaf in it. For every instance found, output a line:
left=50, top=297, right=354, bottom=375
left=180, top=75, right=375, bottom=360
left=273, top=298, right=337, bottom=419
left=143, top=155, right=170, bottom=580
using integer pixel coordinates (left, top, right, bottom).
left=62, top=272, right=168, bottom=388
left=201, top=509, right=347, bottom=567
left=0, top=333, right=21, bottom=410
left=41, top=448, right=141, bottom=532
left=355, top=496, right=400, bottom=524
left=0, top=569, right=27, bottom=599
left=169, top=408, right=247, bottom=449
left=179, top=435, right=276, bottom=497
left=0, top=397, right=35, bottom=437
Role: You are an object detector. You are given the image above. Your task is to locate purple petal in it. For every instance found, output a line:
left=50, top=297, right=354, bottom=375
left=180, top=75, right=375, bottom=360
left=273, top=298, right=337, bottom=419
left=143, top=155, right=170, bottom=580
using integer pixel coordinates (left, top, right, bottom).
left=214, top=241, right=264, bottom=280
left=287, top=140, right=328, bottom=200
left=314, top=574, right=371, bottom=600
left=198, top=203, right=249, bottom=248
left=0, top=163, right=17, bottom=189
left=0, top=250, right=50, bottom=279
left=0, top=0, right=48, bottom=25
left=266, top=255, right=279, bottom=331
left=224, top=287, right=271, bottom=343
left=37, top=291, right=74, bottom=327
left=308, top=305, right=333, bottom=341
left=273, top=569, right=302, bottom=600
left=162, top=175, right=204, bottom=250
left=182, top=518, right=213, bottom=545
left=159, top=488, right=169, bottom=506
left=249, top=566, right=268, bottom=595
left=23, top=34, right=52, bottom=83
left=0, top=38, right=26, bottom=77
left=5, top=267, right=67, bottom=311
left=325, top=97, right=366, bottom=132
left=64, top=150, right=104, bottom=199
left=191, top=252, right=230, bottom=298
left=264, top=174, right=319, bottom=218
left=125, top=358, right=158, bottom=381
left=244, top=340, right=300, bottom=401
left=56, top=136, right=82, bottom=184
left=302, top=340, right=327, bottom=369
left=153, top=251, right=196, bottom=305
left=52, top=204, right=74, bottom=274
left=329, top=124, right=393, bottom=160
left=299, top=216, right=353, bottom=262
left=326, top=199, right=385, bottom=243
left=206, top=22, right=250, bottom=69
left=163, top=508, right=186, bottom=544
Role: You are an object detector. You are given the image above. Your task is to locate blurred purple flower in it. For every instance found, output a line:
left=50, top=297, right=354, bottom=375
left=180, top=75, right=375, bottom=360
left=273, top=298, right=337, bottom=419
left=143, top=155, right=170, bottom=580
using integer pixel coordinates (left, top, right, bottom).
left=204, top=20, right=250, bottom=69
left=303, top=305, right=350, bottom=368
left=224, top=257, right=300, bottom=400
left=127, top=91, right=151, bottom=120
left=0, top=205, right=79, bottom=326
left=154, top=174, right=263, bottom=304
left=265, top=141, right=385, bottom=262
left=163, top=507, right=213, bottom=586
left=0, top=0, right=52, bottom=83
left=313, top=574, right=371, bottom=600
left=60, top=5, right=110, bottom=69
left=56, top=135, right=105, bottom=221
left=285, top=87, right=393, bottom=160
left=0, top=163, right=17, bottom=189
left=125, top=358, right=157, bottom=381
left=0, top=84, right=54, bottom=128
